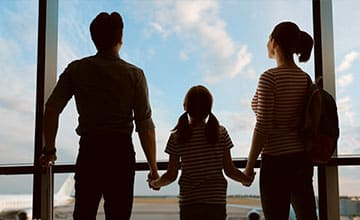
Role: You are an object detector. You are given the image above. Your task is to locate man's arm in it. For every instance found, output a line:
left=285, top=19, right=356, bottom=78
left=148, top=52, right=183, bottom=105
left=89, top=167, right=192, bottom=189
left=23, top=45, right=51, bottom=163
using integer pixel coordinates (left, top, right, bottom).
left=138, top=128, right=159, bottom=179
left=40, top=105, right=60, bottom=165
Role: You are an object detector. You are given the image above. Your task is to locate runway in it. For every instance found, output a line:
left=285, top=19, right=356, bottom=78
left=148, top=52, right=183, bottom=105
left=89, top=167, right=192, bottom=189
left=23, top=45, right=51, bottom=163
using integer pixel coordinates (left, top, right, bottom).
left=53, top=197, right=262, bottom=220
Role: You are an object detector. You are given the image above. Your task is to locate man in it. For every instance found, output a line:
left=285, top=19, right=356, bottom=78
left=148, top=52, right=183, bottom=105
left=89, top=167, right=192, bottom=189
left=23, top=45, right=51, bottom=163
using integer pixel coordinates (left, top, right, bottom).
left=40, top=12, right=159, bottom=220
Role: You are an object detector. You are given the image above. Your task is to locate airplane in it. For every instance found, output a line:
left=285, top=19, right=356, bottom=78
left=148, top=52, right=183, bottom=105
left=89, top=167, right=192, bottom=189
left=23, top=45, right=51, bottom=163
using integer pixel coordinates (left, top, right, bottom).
left=0, top=175, right=75, bottom=220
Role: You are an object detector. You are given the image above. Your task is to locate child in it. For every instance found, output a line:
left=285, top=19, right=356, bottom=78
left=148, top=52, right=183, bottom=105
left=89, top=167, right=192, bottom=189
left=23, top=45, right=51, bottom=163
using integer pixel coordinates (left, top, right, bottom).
left=150, top=85, right=254, bottom=220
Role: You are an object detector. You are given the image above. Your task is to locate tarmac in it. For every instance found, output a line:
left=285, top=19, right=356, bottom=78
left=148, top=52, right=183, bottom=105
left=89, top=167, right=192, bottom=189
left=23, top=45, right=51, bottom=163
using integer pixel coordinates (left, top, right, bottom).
left=53, top=197, right=261, bottom=220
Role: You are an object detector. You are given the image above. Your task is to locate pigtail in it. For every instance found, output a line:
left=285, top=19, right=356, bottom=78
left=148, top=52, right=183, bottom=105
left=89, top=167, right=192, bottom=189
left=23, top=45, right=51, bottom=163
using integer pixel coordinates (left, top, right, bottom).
left=205, top=112, right=220, bottom=144
left=172, top=112, right=192, bottom=144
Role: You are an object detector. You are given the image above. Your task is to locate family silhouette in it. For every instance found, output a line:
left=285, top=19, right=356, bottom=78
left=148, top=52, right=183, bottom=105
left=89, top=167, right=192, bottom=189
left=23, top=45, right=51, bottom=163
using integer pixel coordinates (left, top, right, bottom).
left=41, top=11, right=318, bottom=220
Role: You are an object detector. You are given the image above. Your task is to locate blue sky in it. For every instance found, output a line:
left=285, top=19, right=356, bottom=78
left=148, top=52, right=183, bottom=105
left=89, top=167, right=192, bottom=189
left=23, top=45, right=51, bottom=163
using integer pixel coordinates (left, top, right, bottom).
left=0, top=0, right=359, bottom=197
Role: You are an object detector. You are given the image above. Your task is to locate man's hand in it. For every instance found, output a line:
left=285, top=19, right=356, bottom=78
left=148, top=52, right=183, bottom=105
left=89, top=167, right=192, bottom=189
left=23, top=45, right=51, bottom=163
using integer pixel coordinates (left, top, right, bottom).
left=39, top=153, right=57, bottom=167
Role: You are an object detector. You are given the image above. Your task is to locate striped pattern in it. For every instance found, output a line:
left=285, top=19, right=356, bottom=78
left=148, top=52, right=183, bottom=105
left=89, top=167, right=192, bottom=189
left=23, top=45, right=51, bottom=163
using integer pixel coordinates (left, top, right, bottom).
left=165, top=125, right=233, bottom=205
left=252, top=67, right=309, bottom=155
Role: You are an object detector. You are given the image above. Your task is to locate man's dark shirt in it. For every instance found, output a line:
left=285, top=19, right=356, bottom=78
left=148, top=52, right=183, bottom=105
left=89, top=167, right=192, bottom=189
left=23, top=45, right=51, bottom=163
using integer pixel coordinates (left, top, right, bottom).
left=46, top=50, right=155, bottom=135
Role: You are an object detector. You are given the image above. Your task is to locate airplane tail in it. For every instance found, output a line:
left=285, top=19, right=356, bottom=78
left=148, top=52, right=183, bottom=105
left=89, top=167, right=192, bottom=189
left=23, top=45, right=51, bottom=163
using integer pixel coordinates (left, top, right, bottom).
left=56, top=175, right=75, bottom=198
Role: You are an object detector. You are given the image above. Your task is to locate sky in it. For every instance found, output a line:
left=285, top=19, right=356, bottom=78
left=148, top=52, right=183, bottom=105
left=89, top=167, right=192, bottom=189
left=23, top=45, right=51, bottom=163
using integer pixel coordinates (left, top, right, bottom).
left=0, top=0, right=359, bottom=197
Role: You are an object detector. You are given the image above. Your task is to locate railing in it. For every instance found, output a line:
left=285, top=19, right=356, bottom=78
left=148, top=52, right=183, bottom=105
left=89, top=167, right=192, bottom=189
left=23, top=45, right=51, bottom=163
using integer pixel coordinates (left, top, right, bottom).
left=1, top=156, right=359, bottom=175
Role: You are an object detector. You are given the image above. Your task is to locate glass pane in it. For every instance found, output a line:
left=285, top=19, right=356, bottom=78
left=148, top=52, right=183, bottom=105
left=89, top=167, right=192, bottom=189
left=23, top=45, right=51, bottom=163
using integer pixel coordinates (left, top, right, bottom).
left=57, top=0, right=312, bottom=157
left=338, top=166, right=360, bottom=218
left=333, top=0, right=360, bottom=212
left=0, top=1, right=38, bottom=164
left=56, top=1, right=312, bottom=219
left=0, top=175, right=34, bottom=219
left=333, top=0, right=360, bottom=157
left=53, top=173, right=75, bottom=220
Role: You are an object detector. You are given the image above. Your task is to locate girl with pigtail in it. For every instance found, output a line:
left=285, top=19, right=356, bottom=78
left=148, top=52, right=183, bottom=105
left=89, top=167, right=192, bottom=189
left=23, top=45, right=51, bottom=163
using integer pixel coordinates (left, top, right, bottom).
left=150, top=85, right=253, bottom=220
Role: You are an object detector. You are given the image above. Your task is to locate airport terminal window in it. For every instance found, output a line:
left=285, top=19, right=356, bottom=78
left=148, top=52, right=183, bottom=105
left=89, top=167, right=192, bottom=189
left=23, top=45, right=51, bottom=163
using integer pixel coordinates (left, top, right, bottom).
left=56, top=0, right=312, bottom=160
left=55, top=1, right=313, bottom=219
left=333, top=0, right=360, bottom=208
left=4, top=0, right=360, bottom=219
left=332, top=0, right=360, bottom=157
left=0, top=1, right=38, bottom=165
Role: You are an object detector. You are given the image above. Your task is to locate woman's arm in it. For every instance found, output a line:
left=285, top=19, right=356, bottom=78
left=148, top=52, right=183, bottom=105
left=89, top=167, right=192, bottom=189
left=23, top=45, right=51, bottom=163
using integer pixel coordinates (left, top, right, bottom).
left=150, top=154, right=180, bottom=189
left=223, top=149, right=254, bottom=185
left=245, top=129, right=265, bottom=176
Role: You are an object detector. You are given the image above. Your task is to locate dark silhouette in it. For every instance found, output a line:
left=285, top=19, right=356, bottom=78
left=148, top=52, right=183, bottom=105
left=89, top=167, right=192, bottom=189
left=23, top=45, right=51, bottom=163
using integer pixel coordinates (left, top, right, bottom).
left=244, top=21, right=318, bottom=220
left=150, top=85, right=253, bottom=220
left=40, top=12, right=158, bottom=220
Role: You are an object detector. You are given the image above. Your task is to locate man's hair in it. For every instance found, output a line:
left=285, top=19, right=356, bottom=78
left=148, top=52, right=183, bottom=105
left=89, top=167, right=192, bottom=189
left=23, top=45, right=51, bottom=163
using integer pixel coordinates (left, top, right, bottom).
left=90, top=12, right=124, bottom=51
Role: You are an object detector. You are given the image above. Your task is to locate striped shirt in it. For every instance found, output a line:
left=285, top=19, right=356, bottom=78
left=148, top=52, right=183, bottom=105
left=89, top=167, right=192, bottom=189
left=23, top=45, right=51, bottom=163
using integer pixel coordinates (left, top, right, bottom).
left=165, top=125, right=233, bottom=205
left=252, top=67, right=308, bottom=155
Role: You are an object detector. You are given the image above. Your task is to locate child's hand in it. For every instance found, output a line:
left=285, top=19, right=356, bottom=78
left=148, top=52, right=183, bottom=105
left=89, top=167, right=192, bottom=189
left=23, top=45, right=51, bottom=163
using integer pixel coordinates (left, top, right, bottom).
left=241, top=171, right=256, bottom=187
left=147, top=172, right=160, bottom=191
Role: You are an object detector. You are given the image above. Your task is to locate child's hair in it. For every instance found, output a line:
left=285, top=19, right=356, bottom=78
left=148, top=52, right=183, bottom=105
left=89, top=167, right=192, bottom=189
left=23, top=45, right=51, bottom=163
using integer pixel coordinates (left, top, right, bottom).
left=172, top=85, right=220, bottom=144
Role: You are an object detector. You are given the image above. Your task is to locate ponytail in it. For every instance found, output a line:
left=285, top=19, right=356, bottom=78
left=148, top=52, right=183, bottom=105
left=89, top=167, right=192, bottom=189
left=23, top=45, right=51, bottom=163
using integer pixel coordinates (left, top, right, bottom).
left=297, top=31, right=313, bottom=62
left=205, top=113, right=220, bottom=144
left=172, top=112, right=191, bottom=144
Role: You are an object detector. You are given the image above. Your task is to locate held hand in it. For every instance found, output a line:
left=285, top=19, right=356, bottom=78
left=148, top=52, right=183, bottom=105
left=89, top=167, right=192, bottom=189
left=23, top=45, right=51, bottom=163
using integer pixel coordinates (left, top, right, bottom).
left=149, top=179, right=161, bottom=190
left=242, top=171, right=256, bottom=187
left=147, top=171, right=160, bottom=191
left=242, top=168, right=256, bottom=187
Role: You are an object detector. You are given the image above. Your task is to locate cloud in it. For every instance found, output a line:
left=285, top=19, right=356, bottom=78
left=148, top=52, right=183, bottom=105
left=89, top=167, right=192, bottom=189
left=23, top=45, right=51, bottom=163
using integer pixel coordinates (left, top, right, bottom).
left=150, top=0, right=252, bottom=83
left=337, top=96, right=356, bottom=127
left=179, top=50, right=189, bottom=61
left=149, top=22, right=169, bottom=38
left=337, top=74, right=353, bottom=88
left=337, top=51, right=359, bottom=72
left=217, top=110, right=255, bottom=156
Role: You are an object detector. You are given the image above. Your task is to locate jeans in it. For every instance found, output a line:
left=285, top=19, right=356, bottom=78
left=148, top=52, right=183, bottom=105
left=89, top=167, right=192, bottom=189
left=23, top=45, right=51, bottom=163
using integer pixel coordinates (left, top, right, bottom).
left=73, top=133, right=135, bottom=220
left=260, top=152, right=318, bottom=220
left=180, top=203, right=226, bottom=220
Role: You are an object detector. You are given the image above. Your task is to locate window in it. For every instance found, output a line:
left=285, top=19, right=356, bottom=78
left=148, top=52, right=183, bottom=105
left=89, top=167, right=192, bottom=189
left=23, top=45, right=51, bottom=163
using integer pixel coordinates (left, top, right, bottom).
left=0, top=0, right=38, bottom=165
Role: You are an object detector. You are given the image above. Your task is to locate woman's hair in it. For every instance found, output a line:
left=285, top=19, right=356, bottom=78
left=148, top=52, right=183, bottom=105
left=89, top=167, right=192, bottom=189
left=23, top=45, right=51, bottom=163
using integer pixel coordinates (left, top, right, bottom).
left=271, top=21, right=313, bottom=62
left=90, top=12, right=124, bottom=51
left=172, top=85, right=220, bottom=144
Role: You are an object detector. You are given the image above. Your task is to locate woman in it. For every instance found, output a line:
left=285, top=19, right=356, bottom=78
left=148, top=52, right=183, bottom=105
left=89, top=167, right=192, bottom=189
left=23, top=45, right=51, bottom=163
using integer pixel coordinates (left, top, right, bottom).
left=244, top=21, right=318, bottom=220
left=150, top=85, right=253, bottom=220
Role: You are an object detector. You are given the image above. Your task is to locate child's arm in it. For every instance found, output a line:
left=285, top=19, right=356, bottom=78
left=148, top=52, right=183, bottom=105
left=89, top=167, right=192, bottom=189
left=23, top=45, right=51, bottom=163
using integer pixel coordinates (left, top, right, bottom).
left=150, top=154, right=180, bottom=189
left=223, top=149, right=254, bottom=186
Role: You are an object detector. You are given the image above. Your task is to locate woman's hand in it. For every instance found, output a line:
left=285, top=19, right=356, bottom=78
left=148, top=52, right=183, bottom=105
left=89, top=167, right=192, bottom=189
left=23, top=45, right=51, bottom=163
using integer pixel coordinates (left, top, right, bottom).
left=242, top=168, right=256, bottom=187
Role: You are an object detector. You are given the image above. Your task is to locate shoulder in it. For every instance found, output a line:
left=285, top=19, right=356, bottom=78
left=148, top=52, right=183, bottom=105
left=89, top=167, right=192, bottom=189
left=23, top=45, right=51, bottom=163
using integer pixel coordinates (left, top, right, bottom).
left=119, top=59, right=144, bottom=75
left=258, top=69, right=276, bottom=86
left=65, top=55, right=95, bottom=70
left=218, top=125, right=230, bottom=137
left=261, top=68, right=277, bottom=79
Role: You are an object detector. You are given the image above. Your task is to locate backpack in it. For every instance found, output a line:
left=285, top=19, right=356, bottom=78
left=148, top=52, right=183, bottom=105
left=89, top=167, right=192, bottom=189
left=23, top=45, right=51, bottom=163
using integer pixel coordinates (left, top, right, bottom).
left=301, top=74, right=340, bottom=164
